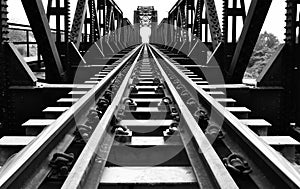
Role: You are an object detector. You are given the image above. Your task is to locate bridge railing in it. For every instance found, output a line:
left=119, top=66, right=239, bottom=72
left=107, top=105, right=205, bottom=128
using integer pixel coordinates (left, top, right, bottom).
left=7, top=22, right=67, bottom=66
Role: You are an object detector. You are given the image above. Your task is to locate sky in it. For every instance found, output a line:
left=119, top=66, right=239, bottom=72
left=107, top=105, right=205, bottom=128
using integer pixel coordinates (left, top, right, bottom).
left=7, top=0, right=287, bottom=42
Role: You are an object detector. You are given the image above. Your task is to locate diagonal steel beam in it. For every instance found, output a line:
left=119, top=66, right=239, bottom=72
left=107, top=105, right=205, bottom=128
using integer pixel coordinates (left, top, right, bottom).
left=204, top=0, right=222, bottom=49
left=21, top=0, right=64, bottom=83
left=70, top=0, right=88, bottom=48
left=228, top=0, right=272, bottom=83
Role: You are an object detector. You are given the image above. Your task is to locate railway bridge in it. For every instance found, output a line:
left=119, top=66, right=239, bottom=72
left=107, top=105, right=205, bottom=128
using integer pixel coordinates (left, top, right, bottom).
left=1, top=0, right=300, bottom=188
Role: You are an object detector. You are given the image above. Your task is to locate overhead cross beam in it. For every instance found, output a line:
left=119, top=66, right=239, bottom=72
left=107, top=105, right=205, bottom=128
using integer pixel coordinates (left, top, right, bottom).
left=228, top=0, right=272, bottom=83
left=21, top=0, right=64, bottom=83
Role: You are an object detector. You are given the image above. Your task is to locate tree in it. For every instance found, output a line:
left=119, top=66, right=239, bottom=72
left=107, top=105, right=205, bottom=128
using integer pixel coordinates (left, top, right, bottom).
left=255, top=31, right=280, bottom=51
left=245, top=31, right=280, bottom=79
left=8, top=30, right=37, bottom=56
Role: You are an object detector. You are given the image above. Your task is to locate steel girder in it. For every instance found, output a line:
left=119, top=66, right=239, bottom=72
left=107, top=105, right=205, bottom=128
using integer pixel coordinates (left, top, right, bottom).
left=204, top=0, right=222, bottom=49
left=80, top=0, right=102, bottom=45
left=284, top=0, right=300, bottom=127
left=156, top=18, right=168, bottom=45
left=168, top=2, right=178, bottom=45
left=175, top=8, right=184, bottom=42
left=1, top=1, right=39, bottom=133
left=166, top=0, right=194, bottom=51
left=98, top=0, right=106, bottom=36
left=21, top=0, right=64, bottom=83
left=100, top=0, right=124, bottom=52
left=133, top=10, right=140, bottom=44
left=0, top=0, right=8, bottom=43
left=104, top=5, right=117, bottom=52
left=105, top=2, right=122, bottom=38
left=119, top=18, right=132, bottom=47
left=190, top=0, right=223, bottom=50
left=285, top=0, right=300, bottom=46
left=216, top=0, right=246, bottom=73
left=193, top=0, right=206, bottom=40
left=5, top=43, right=37, bottom=86
left=0, top=0, right=8, bottom=132
left=150, top=10, right=158, bottom=44
left=228, top=0, right=272, bottom=83
left=222, top=0, right=246, bottom=44
left=46, top=0, right=71, bottom=75
left=107, top=6, right=115, bottom=37
left=47, top=0, right=70, bottom=44
left=0, top=0, right=8, bottom=85
left=169, top=0, right=188, bottom=43
left=81, top=0, right=99, bottom=44
left=70, top=0, right=125, bottom=55
left=88, top=0, right=101, bottom=42
left=254, top=0, right=300, bottom=134
left=70, top=0, right=89, bottom=48
left=190, top=0, right=223, bottom=49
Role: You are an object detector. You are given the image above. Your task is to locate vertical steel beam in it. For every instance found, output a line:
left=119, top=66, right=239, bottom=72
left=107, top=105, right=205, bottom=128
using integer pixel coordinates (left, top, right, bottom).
left=228, top=0, right=272, bottom=83
left=47, top=0, right=71, bottom=43
left=193, top=0, right=205, bottom=40
left=99, top=0, right=106, bottom=36
left=46, top=0, right=71, bottom=74
left=21, top=0, right=64, bottom=83
left=285, top=0, right=300, bottom=46
left=0, top=0, right=8, bottom=52
left=222, top=0, right=246, bottom=43
left=219, top=0, right=246, bottom=72
left=193, top=0, right=222, bottom=49
left=186, top=0, right=194, bottom=43
left=89, top=0, right=101, bottom=41
left=284, top=0, right=300, bottom=128
left=0, top=0, right=8, bottom=130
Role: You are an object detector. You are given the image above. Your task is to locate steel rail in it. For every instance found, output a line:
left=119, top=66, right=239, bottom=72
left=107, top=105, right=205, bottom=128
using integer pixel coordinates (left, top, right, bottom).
left=0, top=45, right=143, bottom=188
left=147, top=45, right=238, bottom=189
left=61, top=45, right=144, bottom=189
left=149, top=44, right=300, bottom=188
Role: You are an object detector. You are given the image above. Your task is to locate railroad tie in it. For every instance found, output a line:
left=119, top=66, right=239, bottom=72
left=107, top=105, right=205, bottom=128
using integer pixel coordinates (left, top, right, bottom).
left=240, top=119, right=272, bottom=136
left=260, top=136, right=300, bottom=162
left=225, top=107, right=251, bottom=119
left=0, top=136, right=35, bottom=166
left=22, top=119, right=56, bottom=136
left=43, top=107, right=70, bottom=119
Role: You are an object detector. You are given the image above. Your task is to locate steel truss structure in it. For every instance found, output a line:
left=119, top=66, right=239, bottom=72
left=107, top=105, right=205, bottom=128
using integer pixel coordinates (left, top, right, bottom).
left=1, top=0, right=300, bottom=176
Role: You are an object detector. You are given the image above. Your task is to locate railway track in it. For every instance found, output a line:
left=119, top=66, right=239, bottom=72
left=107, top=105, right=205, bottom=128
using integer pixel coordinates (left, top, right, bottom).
left=0, top=44, right=299, bottom=188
